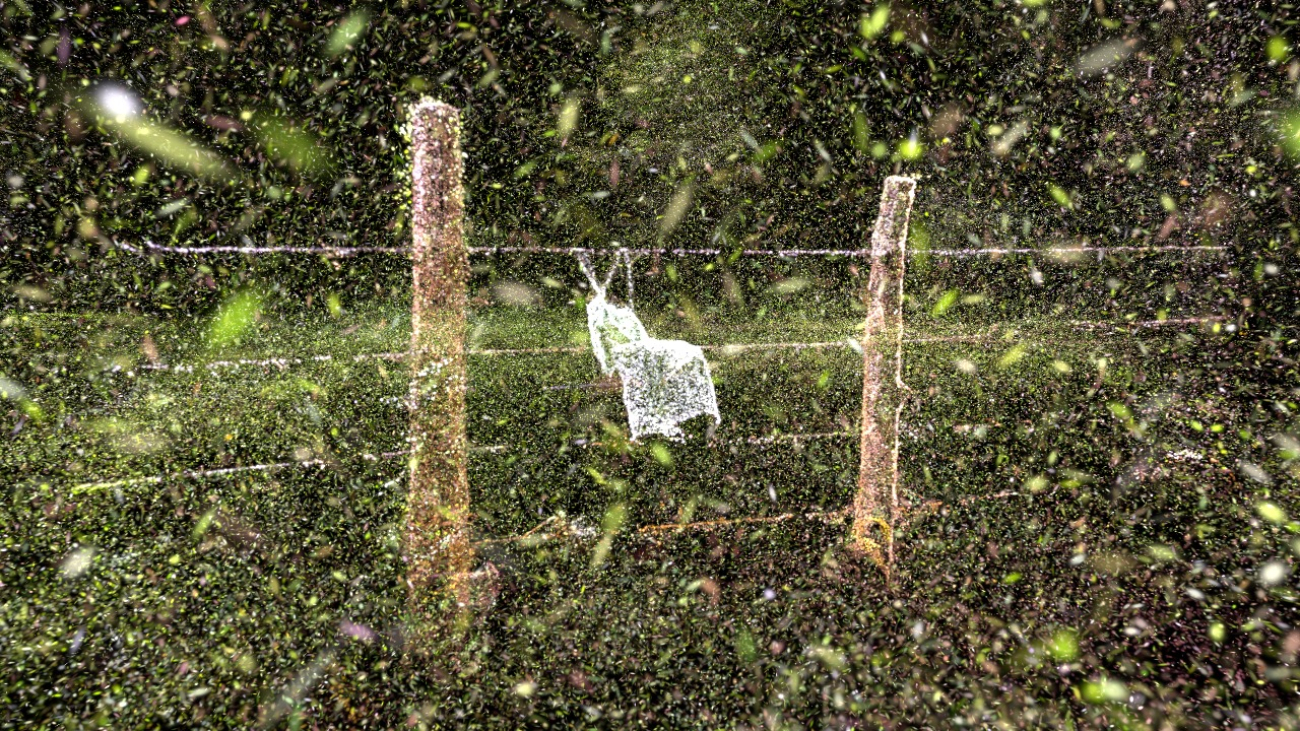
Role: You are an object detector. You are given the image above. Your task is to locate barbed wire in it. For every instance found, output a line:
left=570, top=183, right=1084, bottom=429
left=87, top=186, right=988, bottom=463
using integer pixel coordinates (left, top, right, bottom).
left=66, top=429, right=862, bottom=495
left=113, top=239, right=408, bottom=256
left=113, top=238, right=1229, bottom=259
left=922, top=244, right=1228, bottom=257
left=138, top=351, right=409, bottom=373
left=69, top=449, right=412, bottom=495
left=123, top=316, right=1229, bottom=374
left=476, top=244, right=874, bottom=258
left=1066, top=316, right=1231, bottom=330
left=474, top=507, right=852, bottom=547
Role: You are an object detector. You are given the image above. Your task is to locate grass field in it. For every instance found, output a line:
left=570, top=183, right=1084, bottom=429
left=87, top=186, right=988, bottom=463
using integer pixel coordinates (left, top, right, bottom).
left=5, top=249, right=1295, bottom=728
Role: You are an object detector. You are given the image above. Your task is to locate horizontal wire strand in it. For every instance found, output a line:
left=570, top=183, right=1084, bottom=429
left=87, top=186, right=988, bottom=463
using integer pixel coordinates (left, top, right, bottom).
left=474, top=508, right=851, bottom=547
left=922, top=244, right=1228, bottom=256
left=66, top=431, right=855, bottom=494
left=114, top=238, right=1229, bottom=259
left=70, top=449, right=413, bottom=494
left=115, top=239, right=409, bottom=256
left=126, top=316, right=1229, bottom=373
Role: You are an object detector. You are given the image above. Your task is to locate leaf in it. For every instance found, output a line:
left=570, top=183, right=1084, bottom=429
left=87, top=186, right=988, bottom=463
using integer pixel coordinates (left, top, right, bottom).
left=106, top=117, right=236, bottom=182
left=1048, top=629, right=1078, bottom=661
left=253, top=115, right=335, bottom=176
left=860, top=5, right=890, bottom=39
left=1268, top=35, right=1292, bottom=63
left=769, top=277, right=811, bottom=295
left=658, top=178, right=696, bottom=236
left=1257, top=501, right=1287, bottom=525
left=0, top=377, right=28, bottom=401
left=735, top=629, right=758, bottom=663
left=1047, top=183, right=1073, bottom=209
left=1075, top=38, right=1138, bottom=77
left=996, top=345, right=1026, bottom=369
left=208, top=291, right=263, bottom=349
left=1081, top=678, right=1128, bottom=704
left=601, top=503, right=627, bottom=534
left=557, top=96, right=581, bottom=137
left=852, top=111, right=870, bottom=151
left=649, top=443, right=673, bottom=466
left=931, top=289, right=959, bottom=316
left=325, top=11, right=370, bottom=57
left=193, top=508, right=218, bottom=540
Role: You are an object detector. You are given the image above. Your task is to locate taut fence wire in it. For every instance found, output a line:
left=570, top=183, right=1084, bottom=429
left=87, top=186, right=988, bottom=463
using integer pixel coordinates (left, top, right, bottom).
left=114, top=237, right=1229, bottom=259
left=67, top=429, right=860, bottom=496
left=123, top=314, right=1230, bottom=374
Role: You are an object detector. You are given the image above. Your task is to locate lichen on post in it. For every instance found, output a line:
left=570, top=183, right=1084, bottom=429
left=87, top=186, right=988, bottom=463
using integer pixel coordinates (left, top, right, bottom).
left=405, top=97, right=471, bottom=643
left=852, top=175, right=917, bottom=572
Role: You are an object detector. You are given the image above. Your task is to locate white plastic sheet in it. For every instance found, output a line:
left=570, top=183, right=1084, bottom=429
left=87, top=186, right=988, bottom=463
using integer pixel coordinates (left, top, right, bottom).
left=577, top=251, right=720, bottom=441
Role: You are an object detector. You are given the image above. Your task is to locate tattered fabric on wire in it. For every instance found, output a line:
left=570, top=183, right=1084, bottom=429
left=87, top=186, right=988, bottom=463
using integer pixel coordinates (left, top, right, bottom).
left=577, top=250, right=721, bottom=442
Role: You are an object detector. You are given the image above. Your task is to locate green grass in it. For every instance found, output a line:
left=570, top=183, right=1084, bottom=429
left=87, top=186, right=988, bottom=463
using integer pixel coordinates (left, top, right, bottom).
left=7, top=300, right=1291, bottom=729
left=4, top=305, right=1224, bottom=524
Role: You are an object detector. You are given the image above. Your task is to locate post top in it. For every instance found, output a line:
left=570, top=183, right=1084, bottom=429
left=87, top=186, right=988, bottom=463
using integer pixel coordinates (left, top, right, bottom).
left=409, top=96, right=459, bottom=116
left=882, top=175, right=917, bottom=191
left=871, top=176, right=917, bottom=257
left=408, top=98, right=461, bottom=134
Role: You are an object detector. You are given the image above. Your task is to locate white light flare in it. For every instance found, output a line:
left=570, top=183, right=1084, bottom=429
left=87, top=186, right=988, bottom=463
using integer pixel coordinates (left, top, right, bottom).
left=96, top=83, right=143, bottom=122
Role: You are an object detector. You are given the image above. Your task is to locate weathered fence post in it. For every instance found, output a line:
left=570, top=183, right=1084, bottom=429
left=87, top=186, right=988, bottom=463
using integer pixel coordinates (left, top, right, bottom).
left=852, top=175, right=916, bottom=571
left=405, top=98, right=471, bottom=643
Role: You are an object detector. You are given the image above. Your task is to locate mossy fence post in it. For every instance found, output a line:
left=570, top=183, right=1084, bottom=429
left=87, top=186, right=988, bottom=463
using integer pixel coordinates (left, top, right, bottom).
left=852, top=175, right=916, bottom=571
left=405, top=98, right=472, bottom=647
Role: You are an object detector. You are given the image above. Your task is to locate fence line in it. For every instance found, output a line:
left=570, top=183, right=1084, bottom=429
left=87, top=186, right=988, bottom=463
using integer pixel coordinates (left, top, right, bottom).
left=636, top=507, right=849, bottom=535
left=115, top=239, right=408, bottom=256
left=115, top=238, right=1228, bottom=260
left=125, top=316, right=1227, bottom=374
left=473, top=345, right=587, bottom=356
left=704, top=340, right=847, bottom=353
left=65, top=430, right=856, bottom=495
left=138, top=351, right=409, bottom=373
left=728, top=430, right=854, bottom=447
left=564, top=430, right=855, bottom=450
left=69, top=449, right=412, bottom=495
left=474, top=508, right=851, bottom=547
left=472, top=245, right=869, bottom=258
left=923, top=245, right=1227, bottom=257
left=1067, top=316, right=1230, bottom=329
left=129, top=341, right=851, bottom=373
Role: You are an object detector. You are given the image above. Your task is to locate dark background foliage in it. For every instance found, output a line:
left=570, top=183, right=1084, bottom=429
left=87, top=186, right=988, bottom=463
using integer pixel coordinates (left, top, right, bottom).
left=3, top=0, right=1300, bottom=728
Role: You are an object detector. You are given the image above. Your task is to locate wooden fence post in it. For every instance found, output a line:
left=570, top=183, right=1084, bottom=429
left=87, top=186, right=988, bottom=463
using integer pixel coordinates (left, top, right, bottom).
left=852, top=175, right=916, bottom=571
left=405, top=98, right=471, bottom=641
